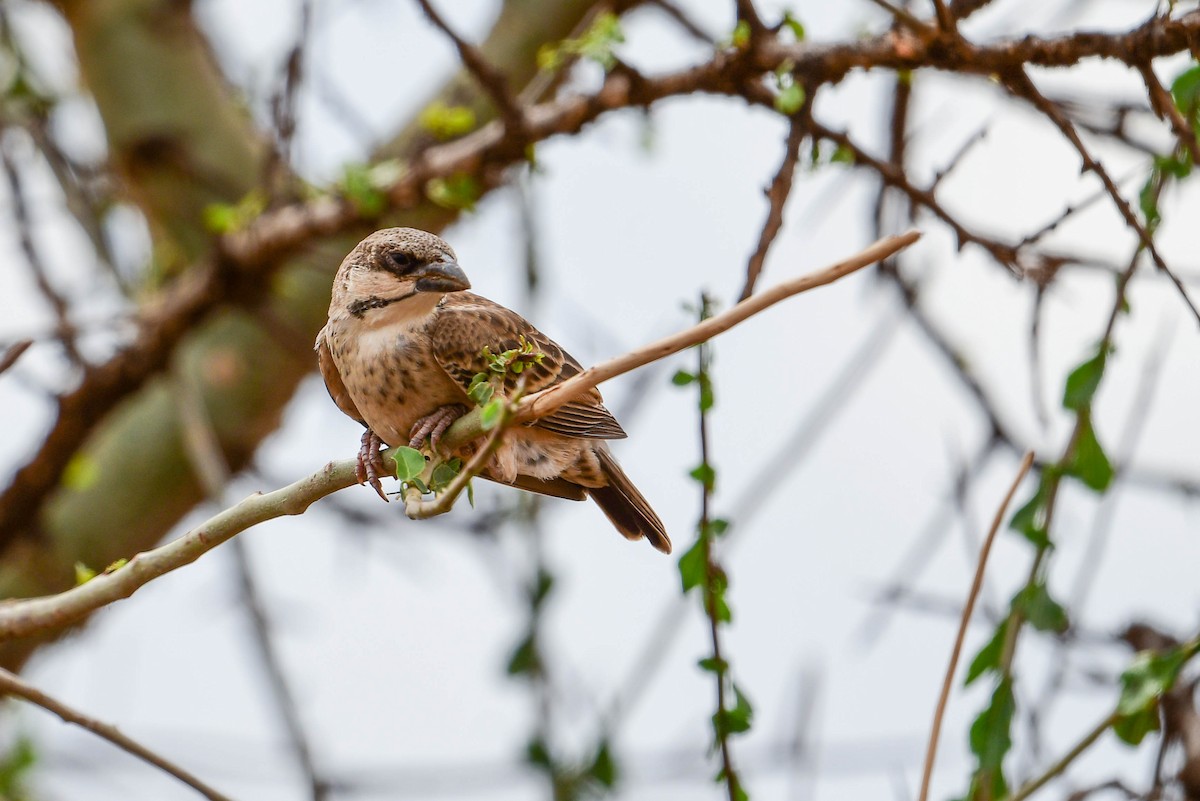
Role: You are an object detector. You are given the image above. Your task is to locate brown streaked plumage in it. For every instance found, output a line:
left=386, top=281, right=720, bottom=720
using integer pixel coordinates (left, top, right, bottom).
left=316, top=227, right=670, bottom=553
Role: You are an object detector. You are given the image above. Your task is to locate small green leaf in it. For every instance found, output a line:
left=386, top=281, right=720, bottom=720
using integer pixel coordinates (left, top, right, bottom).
left=774, top=83, right=805, bottom=115
left=103, top=558, right=128, bottom=574
left=678, top=539, right=707, bottom=592
left=1013, top=582, right=1069, bottom=634
left=425, top=173, right=481, bottom=211
left=698, top=656, right=728, bottom=674
left=480, top=398, right=505, bottom=430
left=689, top=462, right=716, bottom=491
left=698, top=375, right=715, bottom=412
left=782, top=11, right=805, bottom=40
left=969, top=677, right=1014, bottom=778
left=729, top=19, right=751, bottom=49
left=671, top=370, right=696, bottom=386
left=390, top=446, right=427, bottom=481
left=62, top=453, right=99, bottom=492
left=340, top=164, right=387, bottom=216
left=1170, top=63, right=1200, bottom=122
left=965, top=620, right=1008, bottom=686
left=74, top=562, right=96, bottom=586
left=1062, top=349, right=1106, bottom=411
left=507, top=631, right=540, bottom=677
left=531, top=568, right=554, bottom=608
left=418, top=101, right=477, bottom=140
left=704, top=518, right=730, bottom=538
left=406, top=477, right=429, bottom=495
left=525, top=736, right=552, bottom=768
left=0, top=735, right=37, bottom=798
left=1063, top=415, right=1114, bottom=492
left=1111, top=645, right=1197, bottom=745
left=1009, top=482, right=1050, bottom=548
left=466, top=479, right=475, bottom=508
left=430, top=460, right=461, bottom=492
left=590, top=740, right=618, bottom=787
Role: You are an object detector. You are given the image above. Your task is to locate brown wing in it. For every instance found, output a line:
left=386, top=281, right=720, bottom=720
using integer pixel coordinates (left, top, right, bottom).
left=429, top=293, right=626, bottom=440
left=315, top=325, right=365, bottom=425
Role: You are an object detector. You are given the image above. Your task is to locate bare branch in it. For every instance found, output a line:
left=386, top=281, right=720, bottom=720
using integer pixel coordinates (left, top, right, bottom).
left=0, top=666, right=235, bottom=801
left=0, top=340, right=32, bottom=376
left=0, top=232, right=921, bottom=639
left=917, top=452, right=1035, bottom=801
left=738, top=114, right=807, bottom=301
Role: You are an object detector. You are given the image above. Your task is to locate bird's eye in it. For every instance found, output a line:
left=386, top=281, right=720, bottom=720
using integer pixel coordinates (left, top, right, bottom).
left=389, top=251, right=416, bottom=271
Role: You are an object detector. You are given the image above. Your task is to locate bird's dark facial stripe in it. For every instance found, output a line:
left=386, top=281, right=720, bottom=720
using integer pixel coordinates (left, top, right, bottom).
left=347, top=291, right=417, bottom=318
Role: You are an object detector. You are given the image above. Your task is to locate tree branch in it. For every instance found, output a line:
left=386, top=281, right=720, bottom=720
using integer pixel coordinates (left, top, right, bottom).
left=0, top=231, right=920, bottom=641
left=0, top=666, right=235, bottom=801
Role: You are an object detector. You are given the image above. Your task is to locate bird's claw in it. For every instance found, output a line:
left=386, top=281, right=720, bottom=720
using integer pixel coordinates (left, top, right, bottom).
left=409, top=404, right=466, bottom=452
left=356, top=428, right=389, bottom=502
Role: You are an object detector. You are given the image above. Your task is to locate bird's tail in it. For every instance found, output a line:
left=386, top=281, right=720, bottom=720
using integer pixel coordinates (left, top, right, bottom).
left=589, top=447, right=671, bottom=554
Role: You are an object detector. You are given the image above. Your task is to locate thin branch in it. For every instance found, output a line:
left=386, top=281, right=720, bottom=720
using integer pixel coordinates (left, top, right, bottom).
left=0, top=140, right=84, bottom=365
left=917, top=451, right=1035, bottom=801
left=1002, top=67, right=1200, bottom=327
left=1138, top=62, right=1200, bottom=165
left=0, top=232, right=921, bottom=639
left=0, top=340, right=32, bottom=376
left=0, top=666, right=235, bottom=801
left=865, top=0, right=935, bottom=34
left=738, top=113, right=808, bottom=301
left=414, top=0, right=526, bottom=135
left=1007, top=712, right=1119, bottom=801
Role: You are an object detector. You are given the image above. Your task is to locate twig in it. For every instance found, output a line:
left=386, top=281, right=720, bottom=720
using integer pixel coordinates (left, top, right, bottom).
left=1007, top=712, right=1119, bottom=801
left=0, top=666, right=235, bottom=801
left=1002, top=68, right=1200, bottom=327
left=917, top=451, right=1035, bottom=801
left=738, top=113, right=808, bottom=302
left=0, top=340, right=32, bottom=376
left=415, top=0, right=525, bottom=135
left=0, top=142, right=84, bottom=365
left=0, top=234, right=922, bottom=638
left=1138, top=63, right=1200, bottom=165
left=865, top=0, right=935, bottom=34
left=404, top=400, right=512, bottom=519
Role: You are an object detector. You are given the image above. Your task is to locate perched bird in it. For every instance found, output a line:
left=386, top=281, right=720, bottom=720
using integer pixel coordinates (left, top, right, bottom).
left=315, top=228, right=670, bottom=553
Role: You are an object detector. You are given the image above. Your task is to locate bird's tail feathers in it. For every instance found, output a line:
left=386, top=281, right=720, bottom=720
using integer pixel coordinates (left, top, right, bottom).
left=589, top=447, right=671, bottom=554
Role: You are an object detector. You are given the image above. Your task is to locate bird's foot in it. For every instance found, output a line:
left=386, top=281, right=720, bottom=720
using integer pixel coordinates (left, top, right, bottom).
left=356, top=428, right=390, bottom=501
left=409, top=404, right=467, bottom=452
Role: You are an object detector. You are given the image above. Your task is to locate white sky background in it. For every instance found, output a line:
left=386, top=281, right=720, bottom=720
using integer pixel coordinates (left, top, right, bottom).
left=0, top=0, right=1199, bottom=799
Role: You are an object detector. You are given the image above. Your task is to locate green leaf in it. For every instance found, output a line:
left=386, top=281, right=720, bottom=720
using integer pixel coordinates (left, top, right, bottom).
left=589, top=740, right=618, bottom=787
left=782, top=11, right=805, bottom=40
left=340, top=164, right=386, bottom=216
left=538, top=11, right=624, bottom=71
left=202, top=190, right=266, bottom=234
left=480, top=398, right=505, bottom=430
left=104, top=558, right=128, bottom=574
left=1154, top=153, right=1192, bottom=180
left=965, top=620, right=1008, bottom=686
left=506, top=631, right=540, bottom=677
left=530, top=568, right=555, bottom=608
left=468, top=373, right=494, bottom=405
left=1062, top=349, right=1106, bottom=411
left=774, top=83, right=805, bottom=115
left=698, top=656, right=728, bottom=674
left=1063, top=415, right=1114, bottom=492
left=1139, top=169, right=1161, bottom=229
left=62, top=453, right=99, bottom=492
left=1114, top=641, right=1199, bottom=745
left=466, top=479, right=475, bottom=508
left=704, top=518, right=730, bottom=538
left=969, top=677, right=1014, bottom=779
left=425, top=173, right=480, bottom=211
left=74, top=561, right=96, bottom=586
left=689, top=462, right=716, bottom=491
left=730, top=19, right=751, bottom=49
left=678, top=539, right=707, bottom=592
left=390, top=446, right=427, bottom=481
left=698, top=374, right=715, bottom=412
left=671, top=370, right=696, bottom=386
left=1009, top=482, right=1050, bottom=548
left=525, top=736, right=552, bottom=768
left=418, top=101, right=477, bottom=140
left=0, top=735, right=36, bottom=798
left=430, top=460, right=461, bottom=492
left=1170, top=63, right=1200, bottom=123
left=1013, top=582, right=1069, bottom=634
left=830, top=143, right=856, bottom=165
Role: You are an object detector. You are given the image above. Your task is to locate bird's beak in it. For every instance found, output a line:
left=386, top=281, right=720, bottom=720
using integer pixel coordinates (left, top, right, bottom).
left=414, top=260, right=471, bottom=294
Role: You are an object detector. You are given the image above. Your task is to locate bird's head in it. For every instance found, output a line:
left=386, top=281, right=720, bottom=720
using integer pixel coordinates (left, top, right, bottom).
left=330, top=228, right=471, bottom=321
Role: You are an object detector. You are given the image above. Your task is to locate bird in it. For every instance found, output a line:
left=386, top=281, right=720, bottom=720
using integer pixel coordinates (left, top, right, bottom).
left=315, top=227, right=671, bottom=554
